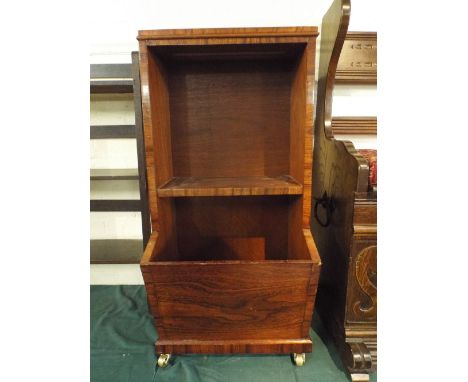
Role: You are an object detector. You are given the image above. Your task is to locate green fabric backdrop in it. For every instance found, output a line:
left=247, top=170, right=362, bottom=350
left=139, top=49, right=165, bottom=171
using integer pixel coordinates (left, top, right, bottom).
left=91, top=285, right=376, bottom=382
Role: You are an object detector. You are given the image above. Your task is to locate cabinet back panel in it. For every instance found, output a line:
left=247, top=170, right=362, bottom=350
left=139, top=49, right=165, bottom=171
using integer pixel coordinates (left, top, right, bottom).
left=174, top=196, right=291, bottom=260
left=167, top=59, right=293, bottom=177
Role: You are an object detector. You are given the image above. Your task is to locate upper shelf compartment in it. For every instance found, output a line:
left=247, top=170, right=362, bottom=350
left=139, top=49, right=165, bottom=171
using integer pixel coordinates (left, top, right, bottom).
left=157, top=175, right=302, bottom=197
left=143, top=42, right=312, bottom=197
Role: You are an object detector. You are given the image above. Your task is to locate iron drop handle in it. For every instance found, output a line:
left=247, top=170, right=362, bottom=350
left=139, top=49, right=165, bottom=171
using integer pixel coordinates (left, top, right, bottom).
left=313, top=191, right=335, bottom=227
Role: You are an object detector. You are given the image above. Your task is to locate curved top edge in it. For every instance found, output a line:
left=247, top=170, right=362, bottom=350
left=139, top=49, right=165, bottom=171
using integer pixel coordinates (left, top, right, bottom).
left=323, top=0, right=351, bottom=138
left=137, top=26, right=319, bottom=41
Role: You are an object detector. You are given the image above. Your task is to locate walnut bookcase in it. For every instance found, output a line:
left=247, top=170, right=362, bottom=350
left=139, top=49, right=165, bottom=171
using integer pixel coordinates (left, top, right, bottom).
left=137, top=27, right=321, bottom=367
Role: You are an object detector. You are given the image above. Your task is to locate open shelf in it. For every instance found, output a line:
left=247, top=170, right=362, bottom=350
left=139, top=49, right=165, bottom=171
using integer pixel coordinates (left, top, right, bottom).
left=90, top=79, right=134, bottom=94
left=90, top=199, right=141, bottom=212
left=146, top=196, right=314, bottom=262
left=90, top=168, right=139, bottom=180
left=157, top=175, right=302, bottom=197
left=90, top=125, right=136, bottom=139
left=91, top=239, right=143, bottom=264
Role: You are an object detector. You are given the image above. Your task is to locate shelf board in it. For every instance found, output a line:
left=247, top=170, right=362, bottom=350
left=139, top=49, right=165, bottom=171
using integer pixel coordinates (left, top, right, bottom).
left=90, top=125, right=136, bottom=139
left=90, top=64, right=132, bottom=79
left=157, top=176, right=303, bottom=197
left=90, top=168, right=139, bottom=180
left=90, top=239, right=142, bottom=264
left=90, top=79, right=133, bottom=94
left=90, top=199, right=141, bottom=212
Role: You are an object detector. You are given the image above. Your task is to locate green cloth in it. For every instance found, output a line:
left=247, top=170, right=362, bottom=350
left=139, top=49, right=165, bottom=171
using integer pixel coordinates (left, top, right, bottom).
left=91, top=285, right=376, bottom=382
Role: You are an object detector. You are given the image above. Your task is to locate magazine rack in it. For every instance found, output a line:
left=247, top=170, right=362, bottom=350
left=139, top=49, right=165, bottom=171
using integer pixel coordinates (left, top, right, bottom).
left=138, top=27, right=321, bottom=367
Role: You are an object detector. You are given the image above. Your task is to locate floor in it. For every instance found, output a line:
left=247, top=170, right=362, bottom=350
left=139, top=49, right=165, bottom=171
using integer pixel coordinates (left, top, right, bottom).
left=91, top=285, right=377, bottom=382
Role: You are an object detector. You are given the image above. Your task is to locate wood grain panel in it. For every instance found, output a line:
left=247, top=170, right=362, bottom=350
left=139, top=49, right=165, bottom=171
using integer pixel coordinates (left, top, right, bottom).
left=353, top=199, right=377, bottom=226
left=288, top=41, right=316, bottom=262
left=168, top=58, right=292, bottom=178
left=138, top=43, right=159, bottom=233
left=158, top=176, right=302, bottom=197
left=155, top=339, right=312, bottom=355
left=143, top=261, right=315, bottom=341
left=138, top=27, right=318, bottom=40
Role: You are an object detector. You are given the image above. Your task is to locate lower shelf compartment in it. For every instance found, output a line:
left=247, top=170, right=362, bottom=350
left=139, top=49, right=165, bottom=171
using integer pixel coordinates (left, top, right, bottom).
left=141, top=230, right=321, bottom=354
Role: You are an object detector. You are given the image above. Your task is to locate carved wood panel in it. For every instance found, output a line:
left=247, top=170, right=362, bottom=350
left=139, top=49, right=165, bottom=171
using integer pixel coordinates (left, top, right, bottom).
left=346, top=237, right=377, bottom=323
left=335, top=32, right=377, bottom=84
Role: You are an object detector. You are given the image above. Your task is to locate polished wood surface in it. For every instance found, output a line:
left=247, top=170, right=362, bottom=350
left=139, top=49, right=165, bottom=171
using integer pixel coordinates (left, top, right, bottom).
left=311, top=0, right=377, bottom=380
left=168, top=58, right=291, bottom=178
left=157, top=176, right=302, bottom=197
left=154, top=339, right=312, bottom=355
left=138, top=27, right=318, bottom=40
left=141, top=231, right=319, bottom=354
left=138, top=27, right=320, bottom=356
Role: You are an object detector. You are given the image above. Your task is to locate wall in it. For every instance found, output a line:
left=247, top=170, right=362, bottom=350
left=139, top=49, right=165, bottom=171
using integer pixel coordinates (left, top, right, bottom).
left=90, top=0, right=377, bottom=284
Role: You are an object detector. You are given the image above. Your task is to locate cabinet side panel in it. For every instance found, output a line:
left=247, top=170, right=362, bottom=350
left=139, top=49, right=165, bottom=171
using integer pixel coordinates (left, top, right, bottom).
left=145, top=46, right=178, bottom=253
left=289, top=40, right=316, bottom=259
left=139, top=43, right=159, bottom=232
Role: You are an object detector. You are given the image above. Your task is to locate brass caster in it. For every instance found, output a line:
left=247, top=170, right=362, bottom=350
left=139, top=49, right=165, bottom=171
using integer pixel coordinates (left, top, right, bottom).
left=157, top=353, right=171, bottom=368
left=293, top=353, right=306, bottom=366
left=350, top=373, right=370, bottom=382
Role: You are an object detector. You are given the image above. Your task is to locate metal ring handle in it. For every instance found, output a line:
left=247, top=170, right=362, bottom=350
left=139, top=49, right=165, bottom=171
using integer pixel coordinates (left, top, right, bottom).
left=314, top=192, right=334, bottom=227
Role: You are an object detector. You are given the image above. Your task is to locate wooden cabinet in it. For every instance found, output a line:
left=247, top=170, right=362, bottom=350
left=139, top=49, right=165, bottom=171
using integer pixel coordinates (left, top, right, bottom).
left=137, top=27, right=320, bottom=365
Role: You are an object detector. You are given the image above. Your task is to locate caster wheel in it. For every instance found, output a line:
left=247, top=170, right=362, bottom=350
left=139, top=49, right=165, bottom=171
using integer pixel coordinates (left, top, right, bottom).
left=293, top=353, right=306, bottom=366
left=157, top=354, right=171, bottom=368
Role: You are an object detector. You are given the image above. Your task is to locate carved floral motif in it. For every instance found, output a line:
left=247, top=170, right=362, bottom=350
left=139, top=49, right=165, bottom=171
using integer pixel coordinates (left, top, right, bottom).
left=353, top=245, right=377, bottom=316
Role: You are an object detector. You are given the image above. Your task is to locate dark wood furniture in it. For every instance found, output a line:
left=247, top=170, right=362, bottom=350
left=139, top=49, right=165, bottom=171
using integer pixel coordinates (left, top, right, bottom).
left=90, top=53, right=151, bottom=263
left=138, top=27, right=321, bottom=367
left=311, top=1, right=377, bottom=381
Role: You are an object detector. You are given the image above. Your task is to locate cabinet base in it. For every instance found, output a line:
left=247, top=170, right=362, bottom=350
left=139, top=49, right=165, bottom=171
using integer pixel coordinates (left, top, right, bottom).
left=156, top=338, right=313, bottom=354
